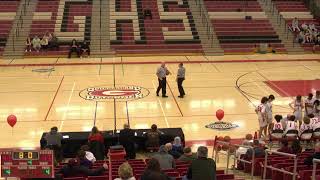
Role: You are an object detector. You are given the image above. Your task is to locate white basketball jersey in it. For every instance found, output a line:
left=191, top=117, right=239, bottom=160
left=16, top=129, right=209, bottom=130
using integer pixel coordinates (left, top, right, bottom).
left=312, top=117, right=320, bottom=130
left=300, top=123, right=312, bottom=135
left=256, top=103, right=266, bottom=120
left=286, top=121, right=297, bottom=131
left=273, top=122, right=283, bottom=131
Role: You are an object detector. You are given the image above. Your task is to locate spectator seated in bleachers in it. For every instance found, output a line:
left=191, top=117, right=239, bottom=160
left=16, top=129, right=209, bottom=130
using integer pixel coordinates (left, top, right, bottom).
left=44, top=126, right=63, bottom=162
left=304, top=142, right=320, bottom=165
left=314, top=100, right=320, bottom=116
left=277, top=139, right=292, bottom=154
left=299, top=117, right=313, bottom=141
left=172, top=136, right=183, bottom=156
left=119, top=123, right=136, bottom=159
left=58, top=158, right=108, bottom=178
left=68, top=39, right=80, bottom=58
left=313, top=35, right=320, bottom=52
left=309, top=23, right=318, bottom=32
left=291, top=139, right=302, bottom=154
left=183, top=146, right=216, bottom=180
left=165, top=143, right=181, bottom=159
left=140, top=158, right=171, bottom=180
left=152, top=145, right=175, bottom=169
left=80, top=145, right=96, bottom=163
left=235, top=134, right=253, bottom=158
left=270, top=115, right=284, bottom=139
left=291, top=17, right=301, bottom=32
left=301, top=22, right=309, bottom=31
left=32, top=35, right=41, bottom=52
left=284, top=115, right=298, bottom=138
left=41, top=33, right=49, bottom=50
left=25, top=37, right=32, bottom=52
left=145, top=124, right=162, bottom=151
left=88, top=126, right=105, bottom=160
left=77, top=150, right=93, bottom=168
left=245, top=139, right=265, bottom=159
left=114, top=162, right=136, bottom=180
left=49, top=33, right=59, bottom=51
left=80, top=40, right=90, bottom=58
left=178, top=147, right=196, bottom=162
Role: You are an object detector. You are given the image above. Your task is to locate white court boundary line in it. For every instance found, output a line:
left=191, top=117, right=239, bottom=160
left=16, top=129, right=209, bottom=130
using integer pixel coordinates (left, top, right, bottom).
left=59, top=82, right=76, bottom=131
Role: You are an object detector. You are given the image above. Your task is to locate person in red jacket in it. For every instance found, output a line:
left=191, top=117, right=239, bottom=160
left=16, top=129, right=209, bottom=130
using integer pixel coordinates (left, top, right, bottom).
left=88, top=126, right=104, bottom=143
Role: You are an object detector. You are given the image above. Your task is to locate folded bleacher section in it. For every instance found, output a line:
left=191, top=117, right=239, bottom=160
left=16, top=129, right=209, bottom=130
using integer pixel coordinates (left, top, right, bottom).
left=204, top=0, right=287, bottom=54
left=273, top=0, right=319, bottom=52
left=109, top=0, right=203, bottom=54
left=0, top=0, right=20, bottom=56
left=25, top=0, right=92, bottom=57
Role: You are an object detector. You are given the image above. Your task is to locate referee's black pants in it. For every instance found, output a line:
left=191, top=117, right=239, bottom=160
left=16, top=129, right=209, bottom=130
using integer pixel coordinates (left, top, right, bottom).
left=177, top=78, right=185, bottom=96
left=156, top=77, right=166, bottom=96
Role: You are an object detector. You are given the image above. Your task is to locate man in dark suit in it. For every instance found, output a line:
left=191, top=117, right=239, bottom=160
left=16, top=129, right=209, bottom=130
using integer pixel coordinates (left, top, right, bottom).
left=119, top=124, right=136, bottom=159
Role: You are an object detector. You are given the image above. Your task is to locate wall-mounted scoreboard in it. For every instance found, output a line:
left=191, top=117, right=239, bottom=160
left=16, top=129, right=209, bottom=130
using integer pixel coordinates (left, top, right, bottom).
left=0, top=149, right=54, bottom=178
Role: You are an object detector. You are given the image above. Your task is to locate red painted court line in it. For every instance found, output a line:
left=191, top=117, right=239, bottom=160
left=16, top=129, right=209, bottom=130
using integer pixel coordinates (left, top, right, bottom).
left=166, top=81, right=184, bottom=117
left=44, top=76, right=64, bottom=121
left=0, top=58, right=319, bottom=67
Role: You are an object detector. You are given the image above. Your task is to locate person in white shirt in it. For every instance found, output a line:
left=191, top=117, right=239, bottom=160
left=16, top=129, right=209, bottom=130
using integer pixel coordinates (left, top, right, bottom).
left=270, top=115, right=284, bottom=139
left=255, top=97, right=268, bottom=139
left=289, top=95, right=304, bottom=127
left=301, top=22, right=309, bottom=31
left=310, top=114, right=320, bottom=136
left=309, top=23, right=317, bottom=32
left=81, top=145, right=96, bottom=163
left=281, top=114, right=291, bottom=129
left=266, top=95, right=275, bottom=134
left=284, top=115, right=298, bottom=137
left=299, top=117, right=313, bottom=140
left=305, top=93, right=315, bottom=116
left=314, top=100, right=320, bottom=117
left=316, top=91, right=320, bottom=101
left=292, top=17, right=300, bottom=32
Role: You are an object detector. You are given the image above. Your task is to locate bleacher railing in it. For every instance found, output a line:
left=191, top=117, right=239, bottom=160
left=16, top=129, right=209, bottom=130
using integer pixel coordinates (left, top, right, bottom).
left=11, top=0, right=30, bottom=52
left=262, top=0, right=298, bottom=48
left=213, top=140, right=255, bottom=179
left=262, top=150, right=298, bottom=180
left=194, top=0, right=215, bottom=48
left=312, top=159, right=320, bottom=180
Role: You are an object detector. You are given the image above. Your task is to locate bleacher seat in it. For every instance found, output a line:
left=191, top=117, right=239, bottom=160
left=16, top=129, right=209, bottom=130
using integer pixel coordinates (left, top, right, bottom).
left=204, top=0, right=286, bottom=54
left=0, top=0, right=20, bottom=56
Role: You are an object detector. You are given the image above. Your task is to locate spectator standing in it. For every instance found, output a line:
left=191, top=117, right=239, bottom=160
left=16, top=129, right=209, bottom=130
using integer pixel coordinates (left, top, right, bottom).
left=119, top=124, right=136, bottom=159
left=140, top=158, right=170, bottom=180
left=32, top=36, right=41, bottom=52
left=88, top=126, right=105, bottom=160
left=184, top=146, right=216, bottom=180
left=44, top=126, right=63, bottom=162
left=114, top=162, right=136, bottom=180
left=145, top=124, right=162, bottom=150
left=68, top=39, right=80, bottom=58
left=152, top=145, right=175, bottom=169
left=178, top=147, right=196, bottom=162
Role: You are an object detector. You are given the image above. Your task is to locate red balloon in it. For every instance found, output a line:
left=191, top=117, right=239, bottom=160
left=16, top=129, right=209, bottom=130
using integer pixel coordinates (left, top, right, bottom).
left=216, top=109, right=224, bottom=120
left=7, top=115, right=17, bottom=127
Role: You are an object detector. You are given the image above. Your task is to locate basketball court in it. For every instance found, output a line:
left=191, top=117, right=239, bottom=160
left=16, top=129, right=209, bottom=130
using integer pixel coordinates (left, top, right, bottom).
left=0, top=54, right=319, bottom=149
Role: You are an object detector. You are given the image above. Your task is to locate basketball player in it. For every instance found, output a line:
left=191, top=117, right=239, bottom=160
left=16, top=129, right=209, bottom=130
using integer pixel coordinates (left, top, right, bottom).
left=270, top=115, right=284, bottom=139
left=305, top=93, right=315, bottom=116
left=255, top=97, right=268, bottom=139
left=176, top=63, right=185, bottom=98
left=284, top=115, right=298, bottom=137
left=314, top=100, right=320, bottom=117
left=289, top=95, right=304, bottom=127
left=299, top=117, right=313, bottom=140
left=156, top=62, right=171, bottom=98
left=266, top=95, right=275, bottom=134
left=310, top=114, right=320, bottom=136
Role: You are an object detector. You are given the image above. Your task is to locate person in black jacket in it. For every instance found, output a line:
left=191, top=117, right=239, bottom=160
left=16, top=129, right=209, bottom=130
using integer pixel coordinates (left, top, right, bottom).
left=119, top=124, right=136, bottom=159
left=140, top=158, right=170, bottom=180
left=80, top=40, right=90, bottom=58
left=304, top=142, right=320, bottom=165
left=58, top=158, right=108, bottom=178
left=68, top=39, right=80, bottom=58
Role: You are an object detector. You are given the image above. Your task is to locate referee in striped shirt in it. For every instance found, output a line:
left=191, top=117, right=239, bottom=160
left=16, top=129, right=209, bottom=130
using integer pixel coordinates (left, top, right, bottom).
left=177, top=63, right=185, bottom=98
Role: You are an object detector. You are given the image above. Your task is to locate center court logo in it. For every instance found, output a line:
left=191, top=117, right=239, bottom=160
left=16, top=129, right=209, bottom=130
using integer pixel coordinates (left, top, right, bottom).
left=79, top=85, right=150, bottom=101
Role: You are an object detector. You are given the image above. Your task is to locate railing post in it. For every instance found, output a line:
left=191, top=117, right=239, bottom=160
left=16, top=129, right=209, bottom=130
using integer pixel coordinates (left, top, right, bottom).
left=263, top=151, right=268, bottom=180
left=251, top=148, right=255, bottom=179
left=293, top=156, right=298, bottom=180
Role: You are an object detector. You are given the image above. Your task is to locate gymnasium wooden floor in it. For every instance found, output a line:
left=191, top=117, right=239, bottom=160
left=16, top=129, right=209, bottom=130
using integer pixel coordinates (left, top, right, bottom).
left=0, top=54, right=319, bottom=149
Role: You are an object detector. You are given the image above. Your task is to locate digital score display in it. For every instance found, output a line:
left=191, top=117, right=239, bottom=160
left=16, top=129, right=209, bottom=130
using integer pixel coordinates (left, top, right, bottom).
left=0, top=150, right=54, bottom=178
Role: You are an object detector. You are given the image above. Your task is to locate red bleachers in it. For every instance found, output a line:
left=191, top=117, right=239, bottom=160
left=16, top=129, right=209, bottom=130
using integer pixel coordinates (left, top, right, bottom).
left=0, top=0, right=20, bottom=56
left=204, top=0, right=286, bottom=54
